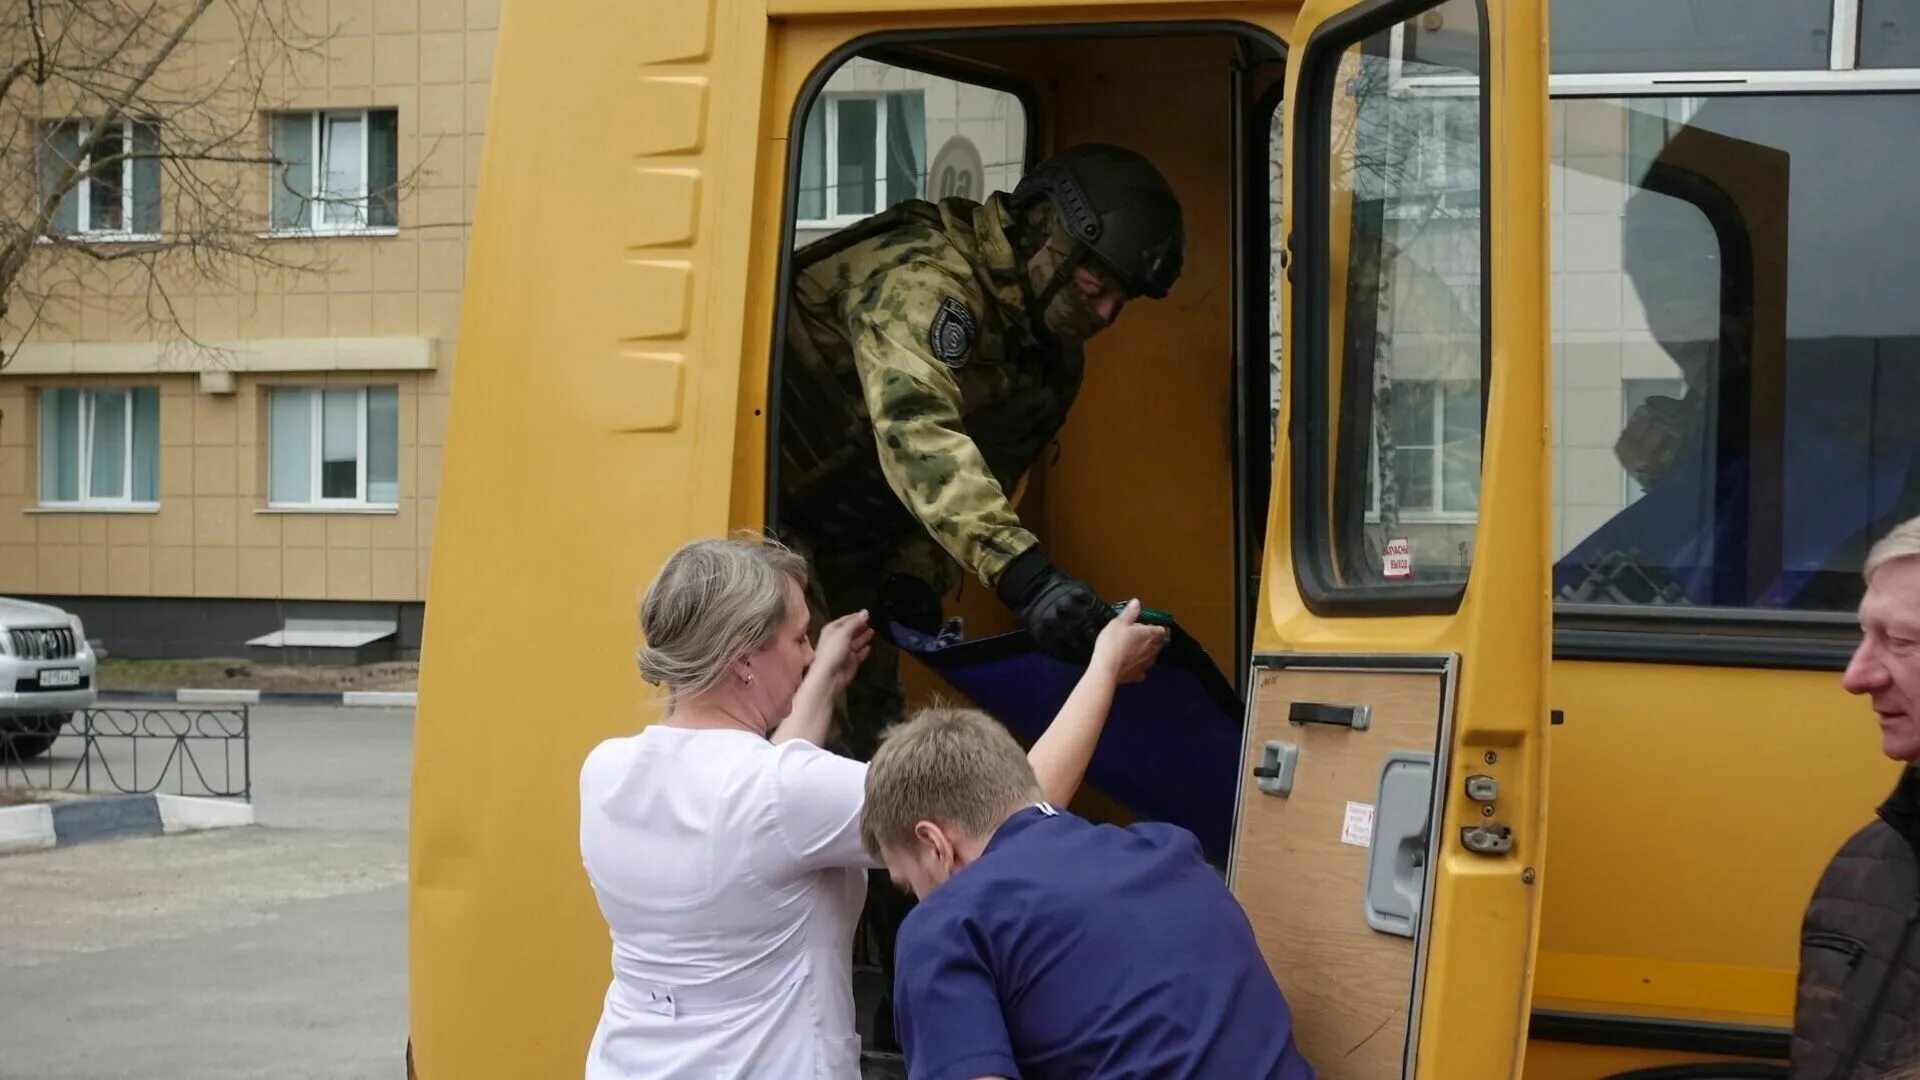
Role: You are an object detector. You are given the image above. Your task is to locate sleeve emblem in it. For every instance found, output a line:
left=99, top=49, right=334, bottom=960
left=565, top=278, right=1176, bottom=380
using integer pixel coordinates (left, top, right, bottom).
left=928, top=296, right=977, bottom=369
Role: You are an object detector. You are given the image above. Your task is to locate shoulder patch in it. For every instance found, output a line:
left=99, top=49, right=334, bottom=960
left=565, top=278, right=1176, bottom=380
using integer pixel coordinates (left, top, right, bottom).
left=928, top=297, right=977, bottom=369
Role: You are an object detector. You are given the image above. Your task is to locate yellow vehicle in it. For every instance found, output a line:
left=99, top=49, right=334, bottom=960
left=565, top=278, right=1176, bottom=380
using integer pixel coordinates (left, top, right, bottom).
left=410, top=0, right=1909, bottom=1076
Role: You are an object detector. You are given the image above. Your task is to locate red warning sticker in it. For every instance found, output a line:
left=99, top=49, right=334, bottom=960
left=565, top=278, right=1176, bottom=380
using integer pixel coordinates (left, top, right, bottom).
left=1383, top=537, right=1412, bottom=579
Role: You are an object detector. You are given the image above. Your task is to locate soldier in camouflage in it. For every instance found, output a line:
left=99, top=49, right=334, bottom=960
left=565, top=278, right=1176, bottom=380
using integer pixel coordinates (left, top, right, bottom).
left=776, top=142, right=1185, bottom=760
left=775, top=143, right=1183, bottom=1057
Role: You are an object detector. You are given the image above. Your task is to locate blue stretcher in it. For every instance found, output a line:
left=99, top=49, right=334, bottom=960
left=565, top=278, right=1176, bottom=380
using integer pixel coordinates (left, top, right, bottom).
left=889, top=615, right=1245, bottom=863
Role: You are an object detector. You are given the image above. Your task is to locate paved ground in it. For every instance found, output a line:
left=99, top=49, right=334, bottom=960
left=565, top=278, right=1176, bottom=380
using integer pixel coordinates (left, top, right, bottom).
left=0, top=703, right=412, bottom=1080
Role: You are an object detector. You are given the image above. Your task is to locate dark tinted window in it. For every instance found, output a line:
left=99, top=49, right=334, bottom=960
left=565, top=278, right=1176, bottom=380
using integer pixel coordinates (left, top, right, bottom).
left=1552, top=95, right=1920, bottom=613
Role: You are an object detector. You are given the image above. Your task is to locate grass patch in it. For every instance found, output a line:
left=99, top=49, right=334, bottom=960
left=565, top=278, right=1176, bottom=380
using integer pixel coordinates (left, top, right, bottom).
left=98, top=659, right=418, bottom=693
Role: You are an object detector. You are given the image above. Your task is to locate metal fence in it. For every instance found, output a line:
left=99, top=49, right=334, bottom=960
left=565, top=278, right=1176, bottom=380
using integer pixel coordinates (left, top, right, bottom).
left=0, top=706, right=250, bottom=800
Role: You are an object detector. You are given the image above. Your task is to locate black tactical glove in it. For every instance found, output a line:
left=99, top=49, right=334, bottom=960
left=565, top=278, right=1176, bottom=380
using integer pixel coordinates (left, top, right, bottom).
left=994, top=546, right=1113, bottom=663
left=877, top=573, right=944, bottom=637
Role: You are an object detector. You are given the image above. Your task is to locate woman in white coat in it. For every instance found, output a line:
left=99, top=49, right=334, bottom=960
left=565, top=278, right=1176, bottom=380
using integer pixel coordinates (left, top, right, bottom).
left=579, top=535, right=1165, bottom=1079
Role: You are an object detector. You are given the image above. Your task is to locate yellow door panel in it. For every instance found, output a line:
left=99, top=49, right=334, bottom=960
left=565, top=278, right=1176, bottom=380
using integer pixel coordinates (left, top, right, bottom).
left=1255, top=0, right=1550, bottom=1075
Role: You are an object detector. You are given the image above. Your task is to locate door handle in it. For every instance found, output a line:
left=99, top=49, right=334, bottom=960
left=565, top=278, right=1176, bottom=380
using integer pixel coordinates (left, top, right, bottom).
left=1253, top=740, right=1299, bottom=796
left=1364, top=750, right=1434, bottom=939
left=1288, top=701, right=1371, bottom=731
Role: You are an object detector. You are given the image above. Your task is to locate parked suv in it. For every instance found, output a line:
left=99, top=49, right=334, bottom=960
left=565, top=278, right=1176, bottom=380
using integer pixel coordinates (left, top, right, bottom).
left=0, top=598, right=98, bottom=762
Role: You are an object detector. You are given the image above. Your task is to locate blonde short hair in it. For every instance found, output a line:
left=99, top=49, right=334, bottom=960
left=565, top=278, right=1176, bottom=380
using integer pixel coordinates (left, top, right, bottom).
left=861, top=705, right=1042, bottom=860
left=636, top=535, right=807, bottom=702
left=1866, top=516, right=1920, bottom=583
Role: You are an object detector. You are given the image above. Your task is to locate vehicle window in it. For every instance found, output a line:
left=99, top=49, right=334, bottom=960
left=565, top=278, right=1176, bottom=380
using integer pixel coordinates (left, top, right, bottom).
left=1551, top=93, right=1920, bottom=613
left=793, top=58, right=1028, bottom=246
left=1298, top=2, right=1486, bottom=600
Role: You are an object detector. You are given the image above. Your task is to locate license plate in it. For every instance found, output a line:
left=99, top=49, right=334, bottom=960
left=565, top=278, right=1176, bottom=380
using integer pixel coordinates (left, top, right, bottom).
left=38, top=668, right=80, bottom=688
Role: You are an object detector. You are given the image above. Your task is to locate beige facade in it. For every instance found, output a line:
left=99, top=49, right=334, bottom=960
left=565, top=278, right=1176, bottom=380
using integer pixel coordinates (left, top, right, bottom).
left=0, top=1, right=499, bottom=612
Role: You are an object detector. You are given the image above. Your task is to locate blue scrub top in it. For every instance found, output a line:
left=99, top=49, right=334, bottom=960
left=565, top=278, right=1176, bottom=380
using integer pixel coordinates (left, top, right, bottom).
left=893, top=805, right=1317, bottom=1080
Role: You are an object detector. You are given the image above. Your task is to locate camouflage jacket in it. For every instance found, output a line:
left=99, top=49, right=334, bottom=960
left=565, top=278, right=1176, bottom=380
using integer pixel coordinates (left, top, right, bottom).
left=777, top=193, right=1082, bottom=586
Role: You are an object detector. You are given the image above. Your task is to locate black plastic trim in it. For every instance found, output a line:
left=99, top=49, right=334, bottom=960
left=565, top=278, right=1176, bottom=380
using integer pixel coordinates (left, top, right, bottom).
left=1252, top=650, right=1454, bottom=673
left=14, top=675, right=92, bottom=693
left=1554, top=627, right=1857, bottom=670
left=1234, top=73, right=1289, bottom=696
left=1529, top=1009, right=1790, bottom=1061
left=1289, top=701, right=1365, bottom=727
left=1639, top=161, right=1764, bottom=604
left=1288, top=0, right=1494, bottom=616
left=1600, top=1067, right=1787, bottom=1080
left=1550, top=602, right=1861, bottom=670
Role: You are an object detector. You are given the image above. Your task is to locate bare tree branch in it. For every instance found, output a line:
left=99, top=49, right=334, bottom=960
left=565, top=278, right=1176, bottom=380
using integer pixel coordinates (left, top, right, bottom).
left=0, top=0, right=217, bottom=322
left=0, top=1, right=424, bottom=376
left=27, top=0, right=52, bottom=83
left=0, top=59, right=33, bottom=111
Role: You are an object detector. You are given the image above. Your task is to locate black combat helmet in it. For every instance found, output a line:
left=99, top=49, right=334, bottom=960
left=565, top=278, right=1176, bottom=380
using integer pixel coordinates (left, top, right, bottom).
left=1011, top=142, right=1184, bottom=300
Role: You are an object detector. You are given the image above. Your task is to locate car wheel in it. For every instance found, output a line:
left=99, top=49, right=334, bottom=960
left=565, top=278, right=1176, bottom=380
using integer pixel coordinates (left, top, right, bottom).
left=0, top=714, right=67, bottom=763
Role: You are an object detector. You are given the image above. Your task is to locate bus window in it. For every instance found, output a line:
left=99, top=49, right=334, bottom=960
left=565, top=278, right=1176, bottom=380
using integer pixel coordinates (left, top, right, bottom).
left=1549, top=0, right=1833, bottom=74
left=1298, top=16, right=1485, bottom=600
left=792, top=58, right=1029, bottom=247
left=1861, top=0, right=1920, bottom=67
left=1551, top=93, right=1920, bottom=613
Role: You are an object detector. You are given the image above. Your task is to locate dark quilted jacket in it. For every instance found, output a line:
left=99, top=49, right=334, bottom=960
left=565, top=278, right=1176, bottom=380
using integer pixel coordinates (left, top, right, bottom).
left=1791, top=766, right=1920, bottom=1080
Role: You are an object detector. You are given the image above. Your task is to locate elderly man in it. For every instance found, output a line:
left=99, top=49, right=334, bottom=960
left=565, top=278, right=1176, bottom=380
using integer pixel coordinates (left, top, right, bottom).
left=1792, top=516, right=1920, bottom=1078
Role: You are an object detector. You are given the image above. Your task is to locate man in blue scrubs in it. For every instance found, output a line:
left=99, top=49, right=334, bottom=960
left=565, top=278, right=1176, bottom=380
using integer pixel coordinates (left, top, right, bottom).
left=861, top=708, right=1315, bottom=1080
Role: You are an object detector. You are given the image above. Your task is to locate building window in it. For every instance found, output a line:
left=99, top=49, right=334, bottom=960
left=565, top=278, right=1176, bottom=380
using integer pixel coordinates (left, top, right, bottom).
left=1369, top=380, right=1482, bottom=521
left=269, top=110, right=399, bottom=233
left=37, top=119, right=162, bottom=239
left=268, top=387, right=399, bottom=508
left=39, top=388, right=160, bottom=507
left=797, top=93, right=926, bottom=225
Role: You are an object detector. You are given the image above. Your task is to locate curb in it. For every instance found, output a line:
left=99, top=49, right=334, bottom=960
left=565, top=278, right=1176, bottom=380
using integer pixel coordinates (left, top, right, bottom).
left=342, top=690, right=417, bottom=708
left=99, top=689, right=416, bottom=708
left=0, top=793, right=255, bottom=856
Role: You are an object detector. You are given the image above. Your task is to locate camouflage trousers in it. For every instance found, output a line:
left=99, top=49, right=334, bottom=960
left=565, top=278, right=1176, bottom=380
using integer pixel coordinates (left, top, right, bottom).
left=781, top=526, right=957, bottom=1052
left=783, top=529, right=959, bottom=761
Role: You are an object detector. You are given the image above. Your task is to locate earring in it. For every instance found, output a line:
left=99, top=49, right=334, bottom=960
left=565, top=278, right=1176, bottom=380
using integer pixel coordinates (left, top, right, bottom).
left=743, top=672, right=756, bottom=687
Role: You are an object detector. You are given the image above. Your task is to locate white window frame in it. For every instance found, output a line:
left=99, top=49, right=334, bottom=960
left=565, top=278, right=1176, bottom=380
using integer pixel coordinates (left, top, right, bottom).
left=268, top=387, right=396, bottom=509
left=1363, top=27, right=1484, bottom=224
left=1388, top=1, right=1920, bottom=94
left=43, top=119, right=160, bottom=243
left=1833, top=0, right=1863, bottom=69
left=39, top=388, right=157, bottom=509
left=268, top=109, right=397, bottom=237
left=800, top=93, right=895, bottom=229
left=1381, top=98, right=1484, bottom=222
left=1367, top=379, right=1481, bottom=525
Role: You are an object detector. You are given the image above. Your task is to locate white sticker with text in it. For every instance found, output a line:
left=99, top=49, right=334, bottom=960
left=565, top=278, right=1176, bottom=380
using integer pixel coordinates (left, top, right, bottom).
left=1341, top=801, right=1376, bottom=848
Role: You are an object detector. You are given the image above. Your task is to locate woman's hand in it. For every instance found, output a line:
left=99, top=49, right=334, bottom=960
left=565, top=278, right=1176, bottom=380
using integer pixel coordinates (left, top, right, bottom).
left=809, top=610, right=874, bottom=697
left=1091, top=599, right=1167, bottom=685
